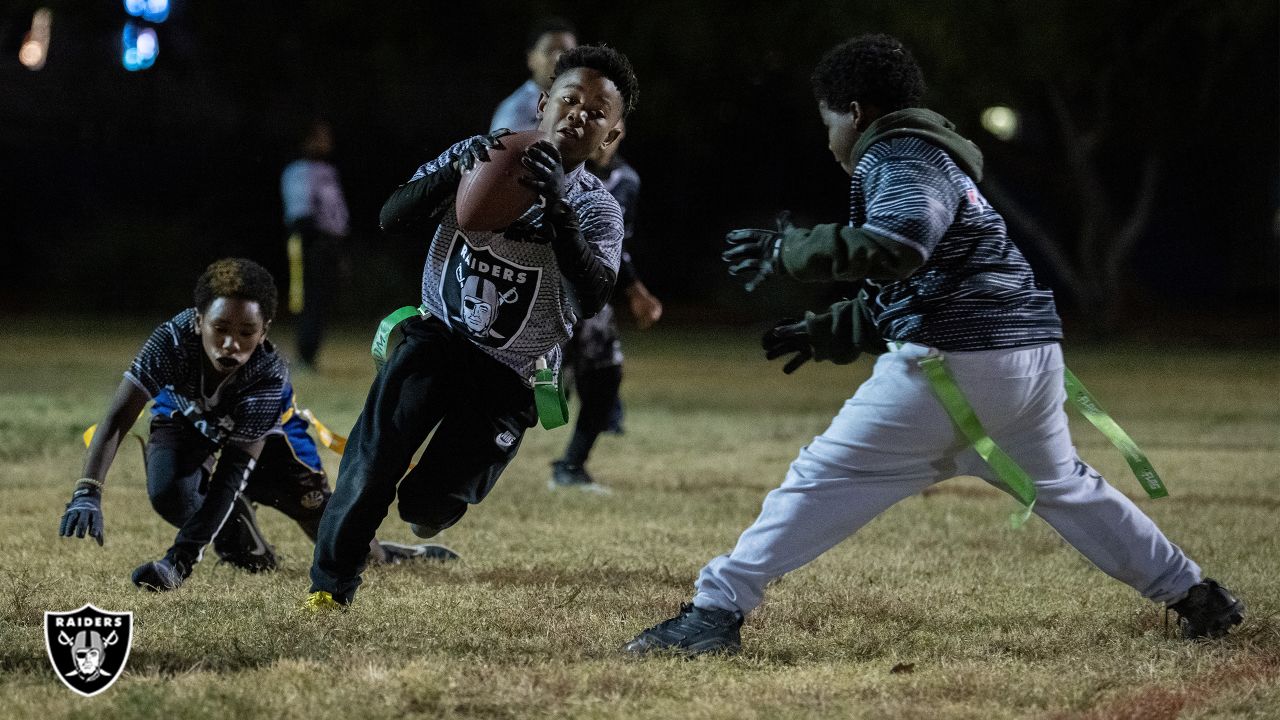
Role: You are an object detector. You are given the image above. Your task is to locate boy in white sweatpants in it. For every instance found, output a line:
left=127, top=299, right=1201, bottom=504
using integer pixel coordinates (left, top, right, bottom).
left=624, top=34, right=1244, bottom=656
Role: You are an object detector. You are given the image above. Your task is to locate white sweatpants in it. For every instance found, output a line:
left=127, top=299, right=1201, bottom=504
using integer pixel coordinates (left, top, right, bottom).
left=694, top=342, right=1201, bottom=614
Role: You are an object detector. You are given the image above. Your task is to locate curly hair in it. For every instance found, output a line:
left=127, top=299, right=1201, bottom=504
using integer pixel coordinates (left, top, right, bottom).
left=193, top=258, right=279, bottom=322
left=554, top=44, right=639, bottom=118
left=811, top=34, right=925, bottom=113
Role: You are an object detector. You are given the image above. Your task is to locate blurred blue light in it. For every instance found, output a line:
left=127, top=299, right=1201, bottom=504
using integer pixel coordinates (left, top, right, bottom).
left=124, top=0, right=168, bottom=23
left=143, top=0, right=169, bottom=23
left=121, top=22, right=158, bottom=71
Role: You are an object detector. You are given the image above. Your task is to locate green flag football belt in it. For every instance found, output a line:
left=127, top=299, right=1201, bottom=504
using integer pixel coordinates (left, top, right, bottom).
left=910, top=348, right=1167, bottom=528
left=372, top=306, right=569, bottom=431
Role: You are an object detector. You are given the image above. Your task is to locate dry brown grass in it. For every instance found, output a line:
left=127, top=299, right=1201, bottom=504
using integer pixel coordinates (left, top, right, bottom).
left=0, top=319, right=1276, bottom=719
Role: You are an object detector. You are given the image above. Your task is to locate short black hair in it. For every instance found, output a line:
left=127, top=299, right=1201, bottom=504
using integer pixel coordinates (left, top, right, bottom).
left=554, top=44, right=639, bottom=118
left=193, top=258, right=279, bottom=322
left=811, top=34, right=925, bottom=113
left=527, top=17, right=576, bottom=52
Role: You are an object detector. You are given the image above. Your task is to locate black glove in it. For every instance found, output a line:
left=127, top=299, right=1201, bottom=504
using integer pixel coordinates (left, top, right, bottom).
left=59, top=486, right=104, bottom=546
left=519, top=140, right=567, bottom=203
left=723, top=211, right=795, bottom=292
left=457, top=128, right=514, bottom=172
left=762, top=317, right=813, bottom=374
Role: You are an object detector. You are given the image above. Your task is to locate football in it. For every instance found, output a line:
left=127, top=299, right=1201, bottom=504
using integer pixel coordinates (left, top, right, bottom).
left=455, top=130, right=547, bottom=232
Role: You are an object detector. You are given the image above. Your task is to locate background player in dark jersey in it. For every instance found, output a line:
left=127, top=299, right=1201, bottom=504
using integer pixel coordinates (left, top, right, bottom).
left=307, top=45, right=638, bottom=609
left=490, top=18, right=577, bottom=134
left=551, top=119, right=663, bottom=492
left=624, top=34, right=1244, bottom=655
left=58, top=258, right=447, bottom=592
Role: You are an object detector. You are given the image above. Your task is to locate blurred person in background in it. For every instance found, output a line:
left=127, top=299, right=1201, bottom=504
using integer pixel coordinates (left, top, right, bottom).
left=281, top=119, right=350, bottom=371
left=490, top=18, right=578, bottom=133
left=550, top=119, right=663, bottom=492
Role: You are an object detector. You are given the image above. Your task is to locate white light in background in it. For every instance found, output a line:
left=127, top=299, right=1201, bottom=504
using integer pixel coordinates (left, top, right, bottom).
left=981, top=105, right=1019, bottom=141
left=19, top=8, right=53, bottom=71
left=143, top=0, right=170, bottom=23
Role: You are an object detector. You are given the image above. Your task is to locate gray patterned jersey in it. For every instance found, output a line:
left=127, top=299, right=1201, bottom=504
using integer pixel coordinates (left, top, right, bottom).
left=124, top=308, right=288, bottom=445
left=852, top=136, right=1063, bottom=350
left=409, top=137, right=624, bottom=379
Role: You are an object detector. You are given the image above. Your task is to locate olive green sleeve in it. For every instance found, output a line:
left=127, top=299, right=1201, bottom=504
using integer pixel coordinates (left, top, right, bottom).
left=780, top=223, right=924, bottom=284
left=803, top=292, right=887, bottom=365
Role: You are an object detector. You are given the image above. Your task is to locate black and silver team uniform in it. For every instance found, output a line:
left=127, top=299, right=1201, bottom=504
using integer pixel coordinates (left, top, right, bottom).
left=310, top=137, right=623, bottom=603
left=127, top=309, right=329, bottom=565
left=557, top=154, right=644, bottom=471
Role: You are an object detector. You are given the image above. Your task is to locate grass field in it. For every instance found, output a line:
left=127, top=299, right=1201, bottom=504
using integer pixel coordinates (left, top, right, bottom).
left=0, top=317, right=1277, bottom=719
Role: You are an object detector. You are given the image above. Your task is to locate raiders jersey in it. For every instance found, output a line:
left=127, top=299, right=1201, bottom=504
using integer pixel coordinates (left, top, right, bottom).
left=125, top=308, right=289, bottom=446
left=410, top=137, right=624, bottom=379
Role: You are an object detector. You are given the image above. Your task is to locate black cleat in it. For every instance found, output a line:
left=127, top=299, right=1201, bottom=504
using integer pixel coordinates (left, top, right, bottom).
left=549, top=460, right=611, bottom=495
left=623, top=603, right=743, bottom=656
left=213, top=495, right=278, bottom=573
left=1168, top=578, right=1245, bottom=639
left=377, top=541, right=460, bottom=564
left=131, top=556, right=191, bottom=592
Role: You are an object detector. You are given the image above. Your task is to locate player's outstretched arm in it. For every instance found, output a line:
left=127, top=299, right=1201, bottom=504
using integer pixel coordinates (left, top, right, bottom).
left=167, top=438, right=265, bottom=554
left=60, top=378, right=150, bottom=546
left=781, top=224, right=924, bottom=284
left=379, top=131, right=514, bottom=235
left=379, top=165, right=463, bottom=235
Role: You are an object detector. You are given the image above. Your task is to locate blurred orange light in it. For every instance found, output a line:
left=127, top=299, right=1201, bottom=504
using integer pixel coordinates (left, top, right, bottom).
left=19, top=8, right=52, bottom=71
left=19, top=39, right=45, bottom=69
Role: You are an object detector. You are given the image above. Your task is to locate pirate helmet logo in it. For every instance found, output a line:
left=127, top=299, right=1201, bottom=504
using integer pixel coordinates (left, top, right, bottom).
left=44, top=604, right=133, bottom=697
left=460, top=275, right=518, bottom=339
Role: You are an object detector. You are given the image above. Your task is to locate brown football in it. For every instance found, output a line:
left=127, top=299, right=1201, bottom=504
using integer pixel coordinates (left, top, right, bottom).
left=454, top=130, right=546, bottom=232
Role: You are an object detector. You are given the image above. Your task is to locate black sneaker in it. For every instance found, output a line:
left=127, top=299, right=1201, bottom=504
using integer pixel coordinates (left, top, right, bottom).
left=213, top=495, right=278, bottom=573
left=376, top=541, right=460, bottom=565
left=131, top=555, right=191, bottom=592
left=1167, top=578, right=1245, bottom=639
left=549, top=460, right=611, bottom=495
left=623, top=603, right=743, bottom=656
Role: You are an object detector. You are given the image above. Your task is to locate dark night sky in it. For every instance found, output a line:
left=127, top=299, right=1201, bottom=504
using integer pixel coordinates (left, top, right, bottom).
left=1, top=0, right=1276, bottom=331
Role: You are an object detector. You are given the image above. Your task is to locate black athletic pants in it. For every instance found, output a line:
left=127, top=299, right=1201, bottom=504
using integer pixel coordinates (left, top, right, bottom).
left=146, top=416, right=330, bottom=564
left=296, top=229, right=341, bottom=367
left=309, top=314, right=536, bottom=603
left=561, top=364, right=622, bottom=466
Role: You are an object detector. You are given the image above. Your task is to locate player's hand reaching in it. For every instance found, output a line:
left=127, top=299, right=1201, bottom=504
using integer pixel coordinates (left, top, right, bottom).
left=626, top=282, right=664, bottom=330
left=723, top=211, right=795, bottom=292
left=519, top=140, right=567, bottom=203
left=456, top=128, right=514, bottom=172
left=59, top=486, right=104, bottom=546
left=762, top=317, right=813, bottom=374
